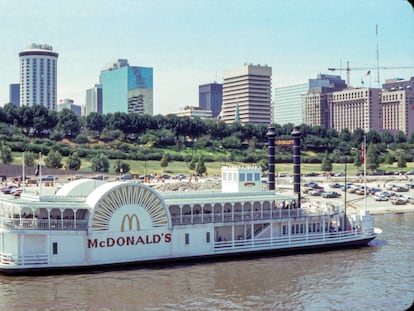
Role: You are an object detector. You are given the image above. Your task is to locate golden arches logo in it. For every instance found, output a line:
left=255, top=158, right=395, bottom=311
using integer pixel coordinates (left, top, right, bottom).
left=121, top=214, right=140, bottom=232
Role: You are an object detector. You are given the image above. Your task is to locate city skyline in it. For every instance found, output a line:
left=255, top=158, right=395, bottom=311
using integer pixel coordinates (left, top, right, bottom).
left=0, top=0, right=413, bottom=115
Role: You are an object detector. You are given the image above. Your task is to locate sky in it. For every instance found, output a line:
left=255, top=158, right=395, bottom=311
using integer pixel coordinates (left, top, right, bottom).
left=0, top=0, right=413, bottom=114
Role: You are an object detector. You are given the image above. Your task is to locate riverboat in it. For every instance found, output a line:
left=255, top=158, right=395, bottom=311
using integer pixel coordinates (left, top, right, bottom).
left=0, top=164, right=377, bottom=274
left=0, top=126, right=378, bottom=274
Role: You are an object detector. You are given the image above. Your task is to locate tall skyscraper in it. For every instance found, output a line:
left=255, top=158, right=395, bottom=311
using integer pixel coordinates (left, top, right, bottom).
left=9, top=83, right=20, bottom=106
left=199, top=83, right=222, bottom=118
left=100, top=59, right=153, bottom=115
left=222, top=64, right=272, bottom=125
left=85, top=84, right=103, bottom=116
left=19, top=43, right=58, bottom=110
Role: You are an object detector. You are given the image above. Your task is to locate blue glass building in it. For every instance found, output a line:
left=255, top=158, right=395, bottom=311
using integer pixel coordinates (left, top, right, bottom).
left=101, top=60, right=153, bottom=115
left=199, top=83, right=222, bottom=118
left=9, top=84, right=20, bottom=106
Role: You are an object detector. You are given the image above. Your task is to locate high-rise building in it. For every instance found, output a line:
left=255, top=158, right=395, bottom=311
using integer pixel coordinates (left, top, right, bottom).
left=303, top=74, right=347, bottom=128
left=19, top=43, right=58, bottom=110
left=222, top=64, right=272, bottom=125
left=100, top=59, right=153, bottom=115
left=85, top=84, right=103, bottom=116
left=9, top=83, right=20, bottom=106
left=381, top=77, right=414, bottom=136
left=199, top=83, right=222, bottom=118
left=274, top=83, right=308, bottom=125
left=330, top=87, right=382, bottom=133
left=57, top=98, right=82, bottom=116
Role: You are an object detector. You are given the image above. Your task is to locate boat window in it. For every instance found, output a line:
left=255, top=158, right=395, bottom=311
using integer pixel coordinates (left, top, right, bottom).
left=185, top=233, right=190, bottom=245
left=52, top=242, right=58, bottom=255
left=247, top=173, right=253, bottom=181
left=206, top=232, right=210, bottom=243
left=254, top=173, right=260, bottom=181
left=239, top=173, right=245, bottom=182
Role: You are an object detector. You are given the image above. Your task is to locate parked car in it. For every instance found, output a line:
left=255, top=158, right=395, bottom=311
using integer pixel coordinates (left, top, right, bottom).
left=405, top=170, right=414, bottom=176
left=391, top=197, right=408, bottom=205
left=1, top=185, right=18, bottom=194
left=173, top=174, right=186, bottom=180
left=329, top=183, right=342, bottom=188
left=304, top=182, right=318, bottom=188
left=321, top=191, right=341, bottom=198
left=374, top=194, right=388, bottom=201
left=40, top=175, right=56, bottom=181
left=407, top=182, right=414, bottom=189
left=309, top=189, right=322, bottom=196
left=305, top=172, right=319, bottom=177
left=392, top=185, right=409, bottom=192
left=120, top=174, right=131, bottom=180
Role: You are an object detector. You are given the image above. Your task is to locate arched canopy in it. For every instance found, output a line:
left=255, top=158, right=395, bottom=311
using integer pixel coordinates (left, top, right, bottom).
left=86, top=182, right=171, bottom=232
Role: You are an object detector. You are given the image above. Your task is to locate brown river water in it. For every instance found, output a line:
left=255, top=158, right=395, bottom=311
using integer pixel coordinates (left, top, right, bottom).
left=0, top=213, right=412, bottom=311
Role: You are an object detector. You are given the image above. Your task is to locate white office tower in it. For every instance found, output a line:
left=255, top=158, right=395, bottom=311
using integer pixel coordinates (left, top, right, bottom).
left=19, top=43, right=59, bottom=110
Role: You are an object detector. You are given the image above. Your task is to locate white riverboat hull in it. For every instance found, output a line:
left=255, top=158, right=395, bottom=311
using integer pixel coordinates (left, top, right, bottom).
left=0, top=169, right=378, bottom=275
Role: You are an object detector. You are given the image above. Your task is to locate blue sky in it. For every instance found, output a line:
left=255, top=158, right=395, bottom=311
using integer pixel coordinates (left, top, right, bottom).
left=1, top=0, right=413, bottom=114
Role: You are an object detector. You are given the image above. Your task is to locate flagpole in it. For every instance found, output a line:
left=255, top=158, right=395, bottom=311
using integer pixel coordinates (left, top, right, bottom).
left=39, top=152, right=43, bottom=196
left=22, top=152, right=25, bottom=187
left=363, top=136, right=367, bottom=212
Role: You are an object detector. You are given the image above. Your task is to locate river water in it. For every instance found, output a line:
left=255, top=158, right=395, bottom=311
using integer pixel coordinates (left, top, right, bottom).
left=0, top=213, right=412, bottom=311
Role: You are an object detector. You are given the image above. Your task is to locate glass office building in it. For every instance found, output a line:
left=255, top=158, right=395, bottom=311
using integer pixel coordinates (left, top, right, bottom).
left=274, top=83, right=308, bottom=125
left=101, top=62, right=153, bottom=115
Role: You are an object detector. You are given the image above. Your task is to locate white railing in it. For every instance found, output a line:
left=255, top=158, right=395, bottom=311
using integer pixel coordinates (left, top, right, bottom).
left=213, top=229, right=371, bottom=253
left=0, top=217, right=88, bottom=231
left=0, top=252, right=48, bottom=266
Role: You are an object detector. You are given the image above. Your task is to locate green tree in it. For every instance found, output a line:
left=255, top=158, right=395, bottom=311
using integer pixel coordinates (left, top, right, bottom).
left=113, top=160, right=130, bottom=174
left=160, top=154, right=169, bottom=172
left=321, top=151, right=333, bottom=172
left=354, top=150, right=362, bottom=168
left=189, top=156, right=197, bottom=172
left=394, top=131, right=407, bottom=143
left=58, top=108, right=80, bottom=137
left=384, top=152, right=394, bottom=167
left=91, top=153, right=110, bottom=172
left=366, top=143, right=380, bottom=170
left=397, top=153, right=407, bottom=169
left=195, top=157, right=207, bottom=176
left=0, top=144, right=13, bottom=164
left=66, top=152, right=81, bottom=171
left=24, top=151, right=35, bottom=167
left=45, top=150, right=63, bottom=169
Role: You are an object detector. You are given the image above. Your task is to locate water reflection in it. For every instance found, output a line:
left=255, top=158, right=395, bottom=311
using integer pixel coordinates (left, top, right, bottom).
left=0, top=214, right=412, bottom=311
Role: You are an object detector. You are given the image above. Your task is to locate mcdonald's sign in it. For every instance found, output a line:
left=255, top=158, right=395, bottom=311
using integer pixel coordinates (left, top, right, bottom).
left=121, top=214, right=140, bottom=232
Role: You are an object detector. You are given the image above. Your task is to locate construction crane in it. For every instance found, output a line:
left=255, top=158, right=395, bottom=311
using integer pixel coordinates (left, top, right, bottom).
left=328, top=61, right=414, bottom=87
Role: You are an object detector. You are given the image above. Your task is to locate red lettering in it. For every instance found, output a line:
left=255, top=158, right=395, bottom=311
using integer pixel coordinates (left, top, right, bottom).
left=136, top=236, right=145, bottom=244
left=153, top=234, right=161, bottom=243
left=88, top=239, right=98, bottom=248
left=99, top=241, right=105, bottom=247
left=165, top=233, right=171, bottom=243
left=117, top=237, right=125, bottom=246
left=126, top=236, right=135, bottom=245
left=106, top=238, right=115, bottom=247
left=145, top=235, right=152, bottom=244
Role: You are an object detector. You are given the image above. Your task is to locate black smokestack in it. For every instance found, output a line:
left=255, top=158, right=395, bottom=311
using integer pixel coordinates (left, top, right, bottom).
left=266, top=126, right=276, bottom=191
left=291, top=125, right=302, bottom=206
